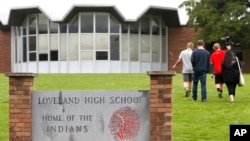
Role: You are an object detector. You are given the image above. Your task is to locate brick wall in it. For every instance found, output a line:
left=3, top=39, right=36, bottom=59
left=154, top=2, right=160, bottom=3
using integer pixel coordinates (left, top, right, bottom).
left=0, top=30, right=11, bottom=73
left=147, top=71, right=175, bottom=141
left=168, top=27, right=198, bottom=73
left=6, top=73, right=37, bottom=141
left=242, top=49, right=250, bottom=73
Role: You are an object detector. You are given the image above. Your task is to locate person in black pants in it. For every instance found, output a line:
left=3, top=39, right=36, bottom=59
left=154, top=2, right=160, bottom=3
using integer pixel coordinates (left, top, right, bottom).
left=221, top=44, right=240, bottom=103
left=191, top=40, right=210, bottom=102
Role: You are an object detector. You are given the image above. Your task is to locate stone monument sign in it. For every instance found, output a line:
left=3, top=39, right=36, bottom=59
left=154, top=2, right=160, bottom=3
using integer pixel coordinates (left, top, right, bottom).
left=32, top=90, right=150, bottom=141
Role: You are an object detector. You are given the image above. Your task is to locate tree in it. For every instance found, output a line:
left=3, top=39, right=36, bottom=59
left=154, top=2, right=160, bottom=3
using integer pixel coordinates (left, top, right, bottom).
left=179, top=0, right=250, bottom=48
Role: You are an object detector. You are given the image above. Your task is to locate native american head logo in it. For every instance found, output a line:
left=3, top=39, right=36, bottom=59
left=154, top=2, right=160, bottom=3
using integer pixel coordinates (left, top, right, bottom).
left=108, top=106, right=140, bottom=140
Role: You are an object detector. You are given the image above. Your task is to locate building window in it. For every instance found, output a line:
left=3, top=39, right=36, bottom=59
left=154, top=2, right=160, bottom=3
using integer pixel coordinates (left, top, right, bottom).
left=29, top=36, right=36, bottom=51
left=38, top=34, right=48, bottom=61
left=152, top=16, right=161, bottom=62
left=81, top=14, right=93, bottom=33
left=29, top=52, right=36, bottom=61
left=60, top=24, right=67, bottom=33
left=96, top=14, right=108, bottom=33
left=69, top=15, right=79, bottom=33
left=69, top=34, right=79, bottom=60
left=29, top=36, right=37, bottom=61
left=130, top=22, right=139, bottom=61
left=50, top=50, right=58, bottom=61
left=60, top=33, right=67, bottom=61
left=110, top=35, right=120, bottom=60
left=38, top=14, right=48, bottom=34
left=23, top=37, right=27, bottom=62
left=151, top=16, right=160, bottom=35
left=121, top=25, right=128, bottom=33
left=29, top=14, right=36, bottom=35
left=15, top=12, right=167, bottom=72
left=110, top=16, right=119, bottom=33
left=39, top=53, right=48, bottom=61
left=96, top=51, right=108, bottom=60
left=50, top=22, right=58, bottom=34
left=140, top=16, right=150, bottom=34
left=130, top=22, right=139, bottom=34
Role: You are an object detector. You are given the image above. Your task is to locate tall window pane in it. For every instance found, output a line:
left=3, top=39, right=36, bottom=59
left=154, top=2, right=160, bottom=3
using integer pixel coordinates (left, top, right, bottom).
left=110, top=35, right=119, bottom=60
left=60, top=24, right=67, bottom=33
left=140, top=16, right=150, bottom=34
left=29, top=36, right=36, bottom=51
left=161, top=20, right=166, bottom=36
left=29, top=36, right=37, bottom=60
left=69, top=34, right=78, bottom=60
left=110, top=16, right=119, bottom=33
left=23, top=37, right=27, bottom=62
left=60, top=34, right=67, bottom=61
left=141, top=35, right=150, bottom=62
left=161, top=19, right=166, bottom=62
left=121, top=25, right=128, bottom=33
left=38, top=35, right=48, bottom=58
left=130, top=34, right=139, bottom=61
left=50, top=22, right=58, bottom=33
left=151, top=16, right=160, bottom=35
left=81, top=14, right=93, bottom=33
left=38, top=14, right=48, bottom=34
left=121, top=34, right=129, bottom=61
left=96, top=14, right=108, bottom=33
left=29, top=14, right=37, bottom=35
left=130, top=23, right=139, bottom=61
left=152, top=35, right=160, bottom=62
left=130, top=22, right=139, bottom=34
left=22, top=18, right=27, bottom=35
left=162, top=35, right=166, bottom=63
left=69, top=16, right=79, bottom=33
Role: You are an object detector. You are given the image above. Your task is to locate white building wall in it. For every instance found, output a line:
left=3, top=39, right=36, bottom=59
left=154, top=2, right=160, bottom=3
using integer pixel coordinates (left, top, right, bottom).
left=11, top=13, right=169, bottom=73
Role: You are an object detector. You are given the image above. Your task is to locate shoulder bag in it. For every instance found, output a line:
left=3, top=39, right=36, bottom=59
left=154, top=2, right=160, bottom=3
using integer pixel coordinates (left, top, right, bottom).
left=236, top=57, right=245, bottom=87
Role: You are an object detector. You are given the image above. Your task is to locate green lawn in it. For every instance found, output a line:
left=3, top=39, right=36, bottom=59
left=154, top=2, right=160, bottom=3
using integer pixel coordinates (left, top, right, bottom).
left=0, top=73, right=249, bottom=141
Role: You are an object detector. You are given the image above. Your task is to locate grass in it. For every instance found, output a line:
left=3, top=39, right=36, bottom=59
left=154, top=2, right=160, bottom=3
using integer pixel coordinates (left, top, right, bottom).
left=0, top=73, right=250, bottom=141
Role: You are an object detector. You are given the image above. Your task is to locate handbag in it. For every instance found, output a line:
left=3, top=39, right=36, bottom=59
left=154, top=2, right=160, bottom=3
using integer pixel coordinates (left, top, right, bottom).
left=236, top=57, right=245, bottom=87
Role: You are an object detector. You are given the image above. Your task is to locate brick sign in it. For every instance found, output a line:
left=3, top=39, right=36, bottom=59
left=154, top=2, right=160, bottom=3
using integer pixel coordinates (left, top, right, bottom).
left=31, top=90, right=150, bottom=141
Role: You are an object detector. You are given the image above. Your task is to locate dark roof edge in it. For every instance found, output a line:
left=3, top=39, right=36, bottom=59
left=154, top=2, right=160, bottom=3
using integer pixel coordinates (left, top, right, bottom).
left=0, top=22, right=10, bottom=31
left=3, top=5, right=180, bottom=28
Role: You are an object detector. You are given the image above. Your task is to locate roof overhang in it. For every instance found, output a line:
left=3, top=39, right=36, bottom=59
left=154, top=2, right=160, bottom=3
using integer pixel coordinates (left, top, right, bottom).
left=9, top=7, right=42, bottom=26
left=6, top=5, right=180, bottom=29
left=0, top=22, right=10, bottom=31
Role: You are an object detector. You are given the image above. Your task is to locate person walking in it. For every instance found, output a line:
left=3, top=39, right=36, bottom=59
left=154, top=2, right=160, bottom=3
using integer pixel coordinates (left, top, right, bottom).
left=210, top=43, right=226, bottom=98
left=172, top=42, right=194, bottom=97
left=191, top=40, right=210, bottom=102
left=222, top=44, right=239, bottom=103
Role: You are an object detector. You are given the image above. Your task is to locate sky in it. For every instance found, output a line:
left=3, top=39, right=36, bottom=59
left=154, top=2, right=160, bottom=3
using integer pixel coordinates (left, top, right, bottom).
left=0, top=0, right=188, bottom=25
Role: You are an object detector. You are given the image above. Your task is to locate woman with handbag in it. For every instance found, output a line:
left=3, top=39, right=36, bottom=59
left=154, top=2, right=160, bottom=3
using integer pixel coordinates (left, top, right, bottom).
left=221, top=44, right=240, bottom=104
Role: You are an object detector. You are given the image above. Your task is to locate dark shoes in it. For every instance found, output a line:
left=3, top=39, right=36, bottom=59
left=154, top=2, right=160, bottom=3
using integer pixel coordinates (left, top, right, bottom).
left=218, top=91, right=222, bottom=98
left=185, top=90, right=189, bottom=97
left=202, top=99, right=207, bottom=102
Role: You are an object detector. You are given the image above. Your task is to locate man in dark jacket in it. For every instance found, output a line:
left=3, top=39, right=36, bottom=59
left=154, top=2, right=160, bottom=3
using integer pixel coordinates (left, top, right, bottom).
left=191, top=40, right=210, bottom=102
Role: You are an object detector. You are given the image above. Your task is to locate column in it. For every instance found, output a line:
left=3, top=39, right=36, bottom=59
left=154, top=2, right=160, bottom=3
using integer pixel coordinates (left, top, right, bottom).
left=147, top=71, right=175, bottom=141
left=5, top=73, right=37, bottom=141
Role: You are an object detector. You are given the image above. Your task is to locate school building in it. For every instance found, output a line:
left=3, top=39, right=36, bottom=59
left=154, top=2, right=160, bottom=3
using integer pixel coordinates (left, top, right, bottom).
left=0, top=2, right=249, bottom=73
